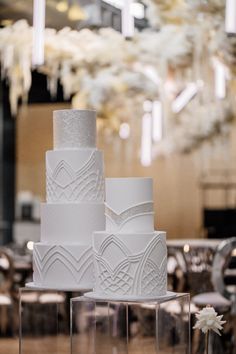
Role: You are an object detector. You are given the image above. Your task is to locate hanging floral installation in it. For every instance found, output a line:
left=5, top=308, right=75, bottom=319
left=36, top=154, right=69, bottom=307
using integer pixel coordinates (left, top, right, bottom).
left=0, top=0, right=235, bottom=156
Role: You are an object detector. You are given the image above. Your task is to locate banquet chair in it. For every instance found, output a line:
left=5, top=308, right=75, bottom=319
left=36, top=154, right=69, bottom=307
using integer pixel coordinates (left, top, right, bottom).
left=212, top=237, right=236, bottom=354
left=167, top=243, right=216, bottom=295
left=211, top=237, right=236, bottom=309
left=192, top=237, right=236, bottom=354
left=0, top=248, right=14, bottom=334
left=167, top=248, right=187, bottom=292
left=183, top=246, right=215, bottom=296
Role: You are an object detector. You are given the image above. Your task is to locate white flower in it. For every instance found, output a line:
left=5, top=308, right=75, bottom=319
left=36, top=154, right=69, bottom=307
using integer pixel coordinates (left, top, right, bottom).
left=193, top=306, right=226, bottom=336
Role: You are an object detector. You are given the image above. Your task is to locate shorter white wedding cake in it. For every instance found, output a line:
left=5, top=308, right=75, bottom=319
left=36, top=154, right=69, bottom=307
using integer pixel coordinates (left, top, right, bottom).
left=89, top=178, right=167, bottom=300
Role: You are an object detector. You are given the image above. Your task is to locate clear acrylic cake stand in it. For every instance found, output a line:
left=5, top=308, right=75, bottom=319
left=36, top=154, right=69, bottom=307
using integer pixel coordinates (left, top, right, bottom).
left=19, top=286, right=86, bottom=354
left=71, top=293, right=191, bottom=354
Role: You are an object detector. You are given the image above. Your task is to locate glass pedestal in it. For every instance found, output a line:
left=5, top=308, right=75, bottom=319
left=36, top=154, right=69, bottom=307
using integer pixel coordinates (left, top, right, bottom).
left=71, top=293, right=190, bottom=354
left=19, top=287, right=84, bottom=354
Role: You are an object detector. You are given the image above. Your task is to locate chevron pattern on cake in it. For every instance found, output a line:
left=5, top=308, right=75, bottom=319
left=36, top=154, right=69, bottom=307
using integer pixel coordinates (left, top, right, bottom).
left=33, top=245, right=93, bottom=284
left=46, top=152, right=104, bottom=202
left=105, top=202, right=154, bottom=230
left=94, top=233, right=167, bottom=296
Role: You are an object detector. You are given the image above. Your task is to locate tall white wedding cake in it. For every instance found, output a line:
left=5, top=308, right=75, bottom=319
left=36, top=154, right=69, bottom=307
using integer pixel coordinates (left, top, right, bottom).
left=32, top=109, right=105, bottom=290
left=90, top=178, right=167, bottom=300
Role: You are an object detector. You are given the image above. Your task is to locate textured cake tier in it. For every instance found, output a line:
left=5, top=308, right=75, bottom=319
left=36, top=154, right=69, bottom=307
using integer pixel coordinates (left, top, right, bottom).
left=46, top=149, right=104, bottom=203
left=33, top=243, right=93, bottom=290
left=53, top=110, right=96, bottom=150
left=41, top=203, right=105, bottom=244
left=105, top=178, right=154, bottom=233
left=93, top=231, right=167, bottom=297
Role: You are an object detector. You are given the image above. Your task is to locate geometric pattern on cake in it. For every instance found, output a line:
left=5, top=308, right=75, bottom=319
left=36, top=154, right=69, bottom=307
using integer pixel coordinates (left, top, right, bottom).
left=93, top=232, right=167, bottom=297
left=90, top=177, right=168, bottom=300
left=31, top=109, right=105, bottom=291
left=33, top=243, right=93, bottom=289
left=105, top=177, right=155, bottom=233
left=46, top=151, right=104, bottom=203
left=105, top=201, right=154, bottom=232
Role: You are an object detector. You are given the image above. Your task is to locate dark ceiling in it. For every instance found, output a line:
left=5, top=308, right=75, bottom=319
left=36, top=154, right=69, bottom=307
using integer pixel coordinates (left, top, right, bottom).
left=0, top=0, right=99, bottom=29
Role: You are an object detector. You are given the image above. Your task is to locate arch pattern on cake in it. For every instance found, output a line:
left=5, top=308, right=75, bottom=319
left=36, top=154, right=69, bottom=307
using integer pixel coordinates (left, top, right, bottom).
left=46, top=151, right=104, bottom=202
left=134, top=235, right=167, bottom=296
left=94, top=233, right=167, bottom=296
left=33, top=245, right=93, bottom=284
left=105, top=201, right=154, bottom=231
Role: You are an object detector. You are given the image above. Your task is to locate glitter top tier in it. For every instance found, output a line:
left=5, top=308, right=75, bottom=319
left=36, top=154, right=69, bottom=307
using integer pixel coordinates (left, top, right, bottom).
left=53, top=110, right=96, bottom=150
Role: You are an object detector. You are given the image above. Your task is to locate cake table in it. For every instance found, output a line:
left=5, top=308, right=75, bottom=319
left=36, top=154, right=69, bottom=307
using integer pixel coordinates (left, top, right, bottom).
left=71, top=294, right=190, bottom=354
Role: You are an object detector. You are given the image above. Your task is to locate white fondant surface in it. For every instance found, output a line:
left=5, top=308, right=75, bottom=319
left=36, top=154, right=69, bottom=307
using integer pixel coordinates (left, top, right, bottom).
left=33, top=243, right=94, bottom=290
left=26, top=282, right=92, bottom=292
left=41, top=203, right=105, bottom=244
left=84, top=291, right=176, bottom=302
left=105, top=178, right=153, bottom=213
left=105, top=203, right=154, bottom=233
left=53, top=110, right=96, bottom=150
left=93, top=231, right=167, bottom=298
left=46, top=149, right=104, bottom=203
left=105, top=178, right=154, bottom=232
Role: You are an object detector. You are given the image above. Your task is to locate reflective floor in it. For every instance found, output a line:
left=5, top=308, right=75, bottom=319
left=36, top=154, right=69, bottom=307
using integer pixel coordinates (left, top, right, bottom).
left=1, top=335, right=70, bottom=354
left=0, top=334, right=176, bottom=354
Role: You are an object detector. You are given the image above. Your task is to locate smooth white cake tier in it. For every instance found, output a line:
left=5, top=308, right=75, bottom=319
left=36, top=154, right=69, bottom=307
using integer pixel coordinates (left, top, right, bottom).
left=41, top=203, right=105, bottom=244
left=93, top=231, right=167, bottom=297
left=46, top=149, right=104, bottom=203
left=105, top=178, right=154, bottom=232
left=53, top=110, right=96, bottom=150
left=33, top=243, right=93, bottom=290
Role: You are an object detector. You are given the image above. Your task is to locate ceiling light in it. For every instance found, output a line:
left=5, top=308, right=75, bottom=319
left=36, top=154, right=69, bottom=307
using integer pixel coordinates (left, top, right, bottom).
left=56, top=1, right=68, bottom=13
left=172, top=82, right=198, bottom=113
left=32, top=0, right=45, bottom=66
left=102, top=0, right=124, bottom=9
left=212, top=57, right=227, bottom=99
left=119, top=123, right=130, bottom=139
left=122, top=0, right=134, bottom=37
left=68, top=4, right=87, bottom=21
left=141, top=113, right=152, bottom=166
left=1, top=19, right=13, bottom=27
left=152, top=100, right=163, bottom=143
left=131, top=2, right=145, bottom=19
left=225, top=0, right=236, bottom=34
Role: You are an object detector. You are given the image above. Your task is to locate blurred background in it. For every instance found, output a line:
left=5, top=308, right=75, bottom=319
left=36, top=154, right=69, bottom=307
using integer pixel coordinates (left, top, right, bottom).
left=0, top=1, right=236, bottom=353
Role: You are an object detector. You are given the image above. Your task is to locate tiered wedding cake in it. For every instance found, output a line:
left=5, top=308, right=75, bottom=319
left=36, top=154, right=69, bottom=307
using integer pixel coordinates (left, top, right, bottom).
left=90, top=178, right=167, bottom=300
left=32, top=109, right=105, bottom=290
